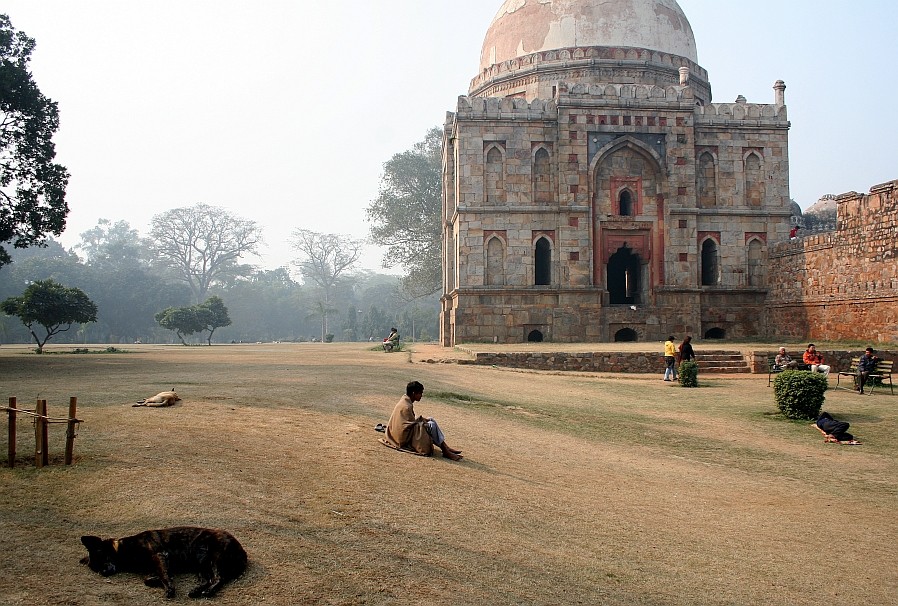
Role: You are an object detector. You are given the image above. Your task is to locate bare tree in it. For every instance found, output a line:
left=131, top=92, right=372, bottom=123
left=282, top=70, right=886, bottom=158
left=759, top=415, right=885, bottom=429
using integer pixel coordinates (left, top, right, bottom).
left=148, top=204, right=262, bottom=303
left=290, top=229, right=361, bottom=341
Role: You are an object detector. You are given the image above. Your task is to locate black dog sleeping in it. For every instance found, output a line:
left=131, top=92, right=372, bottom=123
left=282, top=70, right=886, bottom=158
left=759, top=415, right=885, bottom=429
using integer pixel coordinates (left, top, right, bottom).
left=80, top=526, right=247, bottom=599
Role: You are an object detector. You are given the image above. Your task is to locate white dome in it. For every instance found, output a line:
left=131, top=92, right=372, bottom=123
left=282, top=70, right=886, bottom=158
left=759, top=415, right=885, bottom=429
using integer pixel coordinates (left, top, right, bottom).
left=480, top=0, right=698, bottom=73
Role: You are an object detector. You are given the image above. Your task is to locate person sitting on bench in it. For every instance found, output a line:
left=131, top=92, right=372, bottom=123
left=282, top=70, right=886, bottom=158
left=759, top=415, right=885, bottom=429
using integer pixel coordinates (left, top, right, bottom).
left=856, top=347, right=880, bottom=394
left=775, top=347, right=800, bottom=370
left=382, top=327, right=400, bottom=352
left=803, top=344, right=830, bottom=377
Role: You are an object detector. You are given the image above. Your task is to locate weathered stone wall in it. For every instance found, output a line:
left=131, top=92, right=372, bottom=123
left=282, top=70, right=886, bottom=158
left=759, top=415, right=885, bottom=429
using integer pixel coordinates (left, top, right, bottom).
left=767, top=181, right=898, bottom=344
left=460, top=348, right=895, bottom=375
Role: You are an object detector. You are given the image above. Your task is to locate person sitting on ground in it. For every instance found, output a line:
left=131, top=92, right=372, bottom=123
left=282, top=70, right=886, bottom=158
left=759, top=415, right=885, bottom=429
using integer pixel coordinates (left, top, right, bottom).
left=382, top=327, right=400, bottom=352
left=812, top=411, right=860, bottom=444
left=802, top=344, right=830, bottom=377
left=775, top=347, right=800, bottom=370
left=385, top=381, right=463, bottom=461
left=855, top=346, right=881, bottom=394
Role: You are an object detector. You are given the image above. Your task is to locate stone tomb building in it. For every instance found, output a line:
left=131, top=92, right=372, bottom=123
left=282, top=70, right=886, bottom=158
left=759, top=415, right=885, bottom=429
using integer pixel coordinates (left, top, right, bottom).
left=440, top=0, right=792, bottom=345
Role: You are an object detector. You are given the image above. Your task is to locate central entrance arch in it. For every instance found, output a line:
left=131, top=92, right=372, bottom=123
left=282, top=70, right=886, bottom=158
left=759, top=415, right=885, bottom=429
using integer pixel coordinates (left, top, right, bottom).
left=607, top=245, right=641, bottom=304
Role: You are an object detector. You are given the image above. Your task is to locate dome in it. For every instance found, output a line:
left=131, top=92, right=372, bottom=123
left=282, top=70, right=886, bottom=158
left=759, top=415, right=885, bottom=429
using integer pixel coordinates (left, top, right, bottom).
left=479, top=0, right=698, bottom=74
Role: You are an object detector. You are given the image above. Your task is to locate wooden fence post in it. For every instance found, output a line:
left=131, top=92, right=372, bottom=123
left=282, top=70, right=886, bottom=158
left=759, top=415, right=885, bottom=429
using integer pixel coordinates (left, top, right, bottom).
left=7, top=397, right=15, bottom=469
left=65, top=397, right=77, bottom=465
left=34, top=399, right=49, bottom=467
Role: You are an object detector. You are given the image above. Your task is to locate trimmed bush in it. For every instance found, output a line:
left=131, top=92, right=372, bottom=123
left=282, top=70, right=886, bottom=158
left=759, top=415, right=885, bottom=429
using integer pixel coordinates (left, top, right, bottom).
left=678, top=360, right=699, bottom=387
left=773, top=370, right=827, bottom=419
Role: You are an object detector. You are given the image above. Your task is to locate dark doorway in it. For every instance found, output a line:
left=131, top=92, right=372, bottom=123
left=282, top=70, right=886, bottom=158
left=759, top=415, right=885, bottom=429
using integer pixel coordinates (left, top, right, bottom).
left=704, top=327, right=726, bottom=339
left=619, top=190, right=634, bottom=216
left=535, top=238, right=551, bottom=285
left=701, top=239, right=719, bottom=286
left=527, top=330, right=544, bottom=342
left=607, top=245, right=640, bottom=304
left=614, top=328, right=638, bottom=342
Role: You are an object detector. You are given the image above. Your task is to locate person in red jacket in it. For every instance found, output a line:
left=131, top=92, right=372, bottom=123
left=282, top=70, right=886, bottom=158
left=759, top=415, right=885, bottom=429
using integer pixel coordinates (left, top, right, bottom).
left=802, top=344, right=830, bottom=378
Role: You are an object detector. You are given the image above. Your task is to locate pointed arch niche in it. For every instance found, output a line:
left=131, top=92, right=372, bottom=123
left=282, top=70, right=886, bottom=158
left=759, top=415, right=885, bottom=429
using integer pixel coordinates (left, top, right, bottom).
left=697, top=150, right=718, bottom=208
left=484, top=232, right=506, bottom=286
left=745, top=234, right=767, bottom=287
left=532, top=145, right=553, bottom=204
left=744, top=151, right=765, bottom=208
left=484, top=143, right=506, bottom=205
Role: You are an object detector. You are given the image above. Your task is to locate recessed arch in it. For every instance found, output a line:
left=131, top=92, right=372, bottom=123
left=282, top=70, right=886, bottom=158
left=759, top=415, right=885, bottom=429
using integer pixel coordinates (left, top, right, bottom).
left=697, top=151, right=717, bottom=208
left=704, top=327, right=726, bottom=339
left=614, top=328, right=638, bottom=342
left=534, top=237, right=552, bottom=286
left=700, top=238, right=720, bottom=286
left=484, top=144, right=506, bottom=205
left=532, top=146, right=552, bottom=203
left=746, top=237, right=765, bottom=287
left=744, top=152, right=764, bottom=208
left=485, top=235, right=506, bottom=286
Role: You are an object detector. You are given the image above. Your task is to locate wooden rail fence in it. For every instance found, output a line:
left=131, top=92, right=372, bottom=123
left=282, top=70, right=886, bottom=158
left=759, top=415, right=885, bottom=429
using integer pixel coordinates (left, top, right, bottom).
left=3, top=397, right=82, bottom=468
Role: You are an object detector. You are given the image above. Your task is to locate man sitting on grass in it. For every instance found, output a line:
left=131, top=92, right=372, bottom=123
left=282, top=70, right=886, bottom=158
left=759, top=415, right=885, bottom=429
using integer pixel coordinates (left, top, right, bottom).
left=385, top=381, right=463, bottom=461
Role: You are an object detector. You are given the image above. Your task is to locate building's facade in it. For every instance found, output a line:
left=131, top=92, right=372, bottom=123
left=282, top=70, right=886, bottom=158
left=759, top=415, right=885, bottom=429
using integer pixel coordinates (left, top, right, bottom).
left=440, top=0, right=792, bottom=345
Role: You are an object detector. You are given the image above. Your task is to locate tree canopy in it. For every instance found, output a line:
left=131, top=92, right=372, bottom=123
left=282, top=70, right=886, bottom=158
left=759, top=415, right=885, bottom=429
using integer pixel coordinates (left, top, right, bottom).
left=291, top=229, right=361, bottom=340
left=0, top=14, right=70, bottom=267
left=148, top=203, right=262, bottom=304
left=155, top=296, right=231, bottom=345
left=0, top=279, right=97, bottom=352
left=366, top=126, right=442, bottom=297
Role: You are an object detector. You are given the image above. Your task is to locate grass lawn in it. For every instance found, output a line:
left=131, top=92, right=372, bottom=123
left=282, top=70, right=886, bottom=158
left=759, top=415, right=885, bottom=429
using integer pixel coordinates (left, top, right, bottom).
left=1, top=342, right=896, bottom=605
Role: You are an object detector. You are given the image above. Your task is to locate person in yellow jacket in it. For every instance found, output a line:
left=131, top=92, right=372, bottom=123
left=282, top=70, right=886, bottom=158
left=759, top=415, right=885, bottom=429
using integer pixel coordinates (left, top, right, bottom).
left=663, top=336, right=678, bottom=381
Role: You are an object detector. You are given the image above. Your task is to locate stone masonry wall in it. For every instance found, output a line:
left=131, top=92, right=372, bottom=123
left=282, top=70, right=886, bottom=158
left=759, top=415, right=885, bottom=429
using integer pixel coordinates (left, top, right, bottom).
left=767, top=180, right=898, bottom=343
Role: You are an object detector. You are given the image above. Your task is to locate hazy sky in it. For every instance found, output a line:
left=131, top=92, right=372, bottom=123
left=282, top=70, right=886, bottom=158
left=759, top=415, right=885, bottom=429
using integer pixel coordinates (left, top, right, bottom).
left=3, top=1, right=895, bottom=272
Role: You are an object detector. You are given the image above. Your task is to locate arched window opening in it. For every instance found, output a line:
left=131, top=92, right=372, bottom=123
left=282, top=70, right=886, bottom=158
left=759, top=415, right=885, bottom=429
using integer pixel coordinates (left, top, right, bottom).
left=614, top=328, right=638, bottom=342
left=698, top=152, right=717, bottom=208
left=533, top=148, right=552, bottom=203
left=527, top=330, right=544, bottom=343
left=535, top=238, right=552, bottom=285
left=701, top=239, right=719, bottom=286
left=619, top=190, right=634, bottom=216
left=485, top=146, right=505, bottom=205
left=485, top=237, right=505, bottom=286
left=704, top=327, right=726, bottom=340
left=607, top=245, right=641, bottom=304
left=746, top=239, right=764, bottom=287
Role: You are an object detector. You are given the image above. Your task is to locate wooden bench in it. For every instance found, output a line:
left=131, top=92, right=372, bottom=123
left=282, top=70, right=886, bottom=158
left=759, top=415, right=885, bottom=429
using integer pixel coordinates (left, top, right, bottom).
left=836, top=357, right=861, bottom=391
left=836, top=358, right=894, bottom=395
left=868, top=360, right=894, bottom=395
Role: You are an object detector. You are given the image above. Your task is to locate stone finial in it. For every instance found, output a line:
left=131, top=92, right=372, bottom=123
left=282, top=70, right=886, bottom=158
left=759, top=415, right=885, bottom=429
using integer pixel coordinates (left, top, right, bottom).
left=735, top=95, right=747, bottom=104
left=774, top=80, right=786, bottom=106
left=679, top=67, right=690, bottom=86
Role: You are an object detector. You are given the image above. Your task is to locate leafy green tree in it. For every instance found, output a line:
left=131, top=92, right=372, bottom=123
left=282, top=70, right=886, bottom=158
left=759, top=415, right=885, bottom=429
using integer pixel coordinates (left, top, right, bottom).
left=148, top=204, right=262, bottom=303
left=198, top=295, right=231, bottom=345
left=0, top=15, right=70, bottom=267
left=366, top=127, right=442, bottom=296
left=0, top=279, right=97, bottom=352
left=154, top=305, right=207, bottom=345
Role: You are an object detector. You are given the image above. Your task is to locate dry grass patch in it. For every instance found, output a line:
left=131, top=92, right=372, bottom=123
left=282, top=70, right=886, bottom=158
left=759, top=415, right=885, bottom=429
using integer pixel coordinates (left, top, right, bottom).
left=0, top=343, right=896, bottom=605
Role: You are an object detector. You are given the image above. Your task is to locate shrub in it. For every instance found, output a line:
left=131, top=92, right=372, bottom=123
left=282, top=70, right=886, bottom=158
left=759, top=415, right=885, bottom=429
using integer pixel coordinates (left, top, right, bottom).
left=324, top=333, right=334, bottom=343
left=678, top=360, right=699, bottom=387
left=773, top=371, right=827, bottom=419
